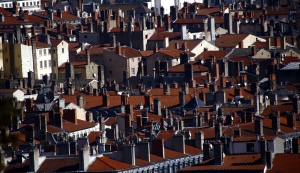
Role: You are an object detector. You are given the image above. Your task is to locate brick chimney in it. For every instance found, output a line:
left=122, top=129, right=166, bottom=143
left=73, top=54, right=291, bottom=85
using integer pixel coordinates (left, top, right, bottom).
left=85, top=48, right=90, bottom=65
left=136, top=115, right=142, bottom=128
left=78, top=146, right=89, bottom=171
left=121, top=92, right=129, bottom=105
left=271, top=114, right=280, bottom=132
left=144, top=92, right=152, bottom=108
left=293, top=95, right=299, bottom=114
left=275, top=37, right=281, bottom=47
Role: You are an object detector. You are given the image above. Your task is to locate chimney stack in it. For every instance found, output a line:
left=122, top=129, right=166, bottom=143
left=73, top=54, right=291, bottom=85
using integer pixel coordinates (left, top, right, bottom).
left=137, top=142, right=150, bottom=162
left=122, top=144, right=135, bottom=166
left=214, top=141, right=224, bottom=165
left=78, top=146, right=90, bottom=171
left=154, top=98, right=161, bottom=116
left=195, top=131, right=204, bottom=149
left=152, top=139, right=165, bottom=158
left=255, top=118, right=264, bottom=136
left=29, top=149, right=39, bottom=172
left=271, top=114, right=280, bottom=132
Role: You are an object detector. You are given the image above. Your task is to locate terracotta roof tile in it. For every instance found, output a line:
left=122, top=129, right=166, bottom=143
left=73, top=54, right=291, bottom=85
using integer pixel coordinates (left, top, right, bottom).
left=157, top=131, right=176, bottom=141
left=195, top=7, right=221, bottom=15
left=58, top=61, right=86, bottom=68
left=88, top=156, right=132, bottom=171
left=62, top=119, right=96, bottom=133
left=77, top=44, right=109, bottom=55
left=267, top=153, right=300, bottom=173
left=105, top=46, right=142, bottom=58
left=215, top=34, right=250, bottom=48
left=266, top=9, right=289, bottom=15
left=135, top=158, right=151, bottom=166
left=150, top=154, right=166, bottom=162
left=35, top=41, right=51, bottom=48
left=196, top=50, right=230, bottom=61
left=180, top=154, right=265, bottom=171
left=0, top=89, right=18, bottom=94
left=88, top=131, right=104, bottom=146
left=185, top=145, right=203, bottom=155
left=140, top=50, right=153, bottom=57
left=51, top=39, right=63, bottom=47
left=105, top=117, right=116, bottom=126
left=166, top=39, right=203, bottom=51
left=165, top=148, right=187, bottom=159
left=157, top=49, right=185, bottom=57
left=148, top=32, right=181, bottom=41
left=0, top=15, right=44, bottom=25
left=166, top=62, right=209, bottom=73
left=4, top=159, right=29, bottom=173
left=37, top=158, right=78, bottom=172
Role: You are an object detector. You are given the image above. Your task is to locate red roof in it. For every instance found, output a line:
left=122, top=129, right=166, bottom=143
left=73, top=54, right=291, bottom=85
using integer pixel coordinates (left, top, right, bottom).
left=180, top=154, right=265, bottom=171
left=148, top=32, right=181, bottom=41
left=267, top=153, right=300, bottom=173
left=37, top=158, right=79, bottom=172
left=105, top=46, right=142, bottom=58
left=88, top=156, right=132, bottom=171
left=215, top=34, right=250, bottom=48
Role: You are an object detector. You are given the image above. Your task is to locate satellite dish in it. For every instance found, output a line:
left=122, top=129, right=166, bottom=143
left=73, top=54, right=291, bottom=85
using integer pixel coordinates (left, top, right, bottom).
left=82, top=12, right=88, bottom=18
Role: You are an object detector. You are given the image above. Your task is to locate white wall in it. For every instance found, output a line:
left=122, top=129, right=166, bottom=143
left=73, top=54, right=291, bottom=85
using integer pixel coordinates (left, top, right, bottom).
left=13, top=89, right=24, bottom=101
left=56, top=41, right=69, bottom=67
left=21, top=44, right=33, bottom=78
left=36, top=47, right=52, bottom=79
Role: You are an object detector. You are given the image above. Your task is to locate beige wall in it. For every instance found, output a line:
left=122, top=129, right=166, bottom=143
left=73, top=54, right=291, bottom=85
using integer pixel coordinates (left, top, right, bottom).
left=103, top=49, right=141, bottom=83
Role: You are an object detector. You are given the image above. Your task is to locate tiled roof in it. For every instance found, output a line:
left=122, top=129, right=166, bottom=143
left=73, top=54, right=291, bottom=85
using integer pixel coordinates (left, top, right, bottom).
left=166, top=62, right=209, bottom=73
left=165, top=148, right=187, bottom=159
left=77, top=44, right=109, bottom=55
left=215, top=34, right=250, bottom=48
left=88, top=131, right=104, bottom=146
left=135, top=158, right=151, bottom=166
left=166, top=39, right=203, bottom=51
left=105, top=46, right=142, bottom=58
left=0, top=15, right=44, bottom=25
left=148, top=32, right=181, bottom=41
left=37, top=158, right=79, bottom=172
left=62, top=119, right=96, bottom=132
left=281, top=56, right=300, bottom=65
left=58, top=62, right=87, bottom=68
left=34, top=11, right=80, bottom=21
left=140, top=50, right=153, bottom=57
left=260, top=104, right=293, bottom=117
left=51, top=39, right=63, bottom=47
left=267, top=153, right=300, bottom=173
left=185, top=145, right=203, bottom=155
left=174, top=18, right=206, bottom=24
left=195, top=7, right=221, bottom=15
left=4, top=159, right=29, bottom=173
left=196, top=50, right=230, bottom=61
left=180, top=154, right=265, bottom=171
left=0, top=89, right=18, bottom=94
left=135, top=4, right=152, bottom=14
left=88, top=156, right=132, bottom=171
left=47, top=125, right=64, bottom=133
left=157, top=131, right=176, bottom=141
left=36, top=41, right=51, bottom=48
left=157, top=49, right=185, bottom=57
left=267, top=9, right=289, bottom=15
left=150, top=154, right=166, bottom=162
left=105, top=117, right=116, bottom=126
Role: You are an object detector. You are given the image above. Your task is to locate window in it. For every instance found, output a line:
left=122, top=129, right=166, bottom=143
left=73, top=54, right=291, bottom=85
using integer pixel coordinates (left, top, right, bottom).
left=5, top=4, right=7, bottom=8
left=132, top=58, right=134, bottom=62
left=62, top=48, right=64, bottom=53
left=126, top=9, right=132, bottom=16
left=9, top=3, right=11, bottom=7
left=15, top=68, right=19, bottom=75
left=246, top=143, right=255, bottom=152
left=39, top=50, right=42, bottom=56
left=30, top=2, right=32, bottom=5
left=84, top=35, right=87, bottom=38
left=53, top=60, right=56, bottom=67
left=37, top=1, right=39, bottom=5
left=131, top=68, right=135, bottom=75
left=43, top=49, right=46, bottom=56
left=48, top=49, right=51, bottom=55
left=48, top=60, right=51, bottom=67
left=109, top=71, right=112, bottom=75
left=44, top=60, right=47, bottom=68
left=40, top=61, right=42, bottom=68
left=40, top=74, right=43, bottom=79
left=145, top=35, right=148, bottom=39
left=5, top=58, right=8, bottom=63
left=53, top=49, right=56, bottom=54
left=34, top=1, right=36, bottom=5
left=138, top=58, right=141, bottom=61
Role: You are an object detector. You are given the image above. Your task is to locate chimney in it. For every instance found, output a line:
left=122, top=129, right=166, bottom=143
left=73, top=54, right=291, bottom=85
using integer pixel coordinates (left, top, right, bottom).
left=204, top=0, right=211, bottom=8
left=275, top=37, right=281, bottom=47
left=246, top=112, right=254, bottom=123
left=78, top=146, right=89, bottom=171
left=122, top=144, right=135, bottom=166
left=125, top=114, right=132, bottom=129
left=125, top=104, right=133, bottom=115
left=110, top=34, right=116, bottom=47
left=234, top=128, right=242, bottom=137
left=25, top=98, right=34, bottom=112
left=195, top=131, right=204, bottom=149
left=29, top=149, right=39, bottom=172
left=31, top=26, right=36, bottom=37
left=181, top=25, right=187, bottom=40
left=144, top=92, right=152, bottom=108
left=152, top=139, right=165, bottom=158
left=239, top=41, right=244, bottom=48
left=214, top=141, right=224, bottom=165
left=57, top=9, right=62, bottom=18
left=137, top=142, right=150, bottom=162
left=251, top=46, right=257, bottom=56
left=136, top=115, right=142, bottom=128
left=164, top=14, right=171, bottom=31
left=153, top=43, right=158, bottom=53
left=172, top=135, right=185, bottom=154
left=179, top=91, right=185, bottom=107
left=85, top=48, right=90, bottom=65
left=287, top=113, right=296, bottom=129
left=203, top=141, right=210, bottom=160
left=255, top=118, right=263, bottom=136
left=157, top=15, right=162, bottom=28
left=164, top=37, right=169, bottom=48
left=215, top=122, right=222, bottom=140
left=260, top=138, right=267, bottom=164
left=224, top=13, right=233, bottom=34
left=142, top=109, right=148, bottom=125
left=116, top=42, right=122, bottom=55
left=293, top=96, right=299, bottom=114
left=280, top=36, right=286, bottom=49
left=154, top=98, right=161, bottom=116
left=77, top=95, right=85, bottom=108
left=271, top=114, right=280, bottom=132
left=266, top=151, right=273, bottom=169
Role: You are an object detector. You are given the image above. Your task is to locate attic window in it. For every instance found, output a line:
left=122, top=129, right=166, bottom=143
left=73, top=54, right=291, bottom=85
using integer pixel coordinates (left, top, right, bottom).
left=246, top=143, right=254, bottom=152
